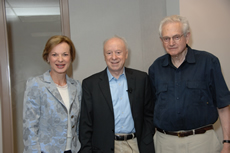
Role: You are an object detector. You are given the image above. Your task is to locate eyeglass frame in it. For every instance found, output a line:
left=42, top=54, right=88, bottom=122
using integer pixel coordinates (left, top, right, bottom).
left=161, top=34, right=185, bottom=43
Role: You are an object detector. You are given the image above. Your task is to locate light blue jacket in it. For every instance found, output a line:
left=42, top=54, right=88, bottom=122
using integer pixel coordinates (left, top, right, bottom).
left=23, top=70, right=81, bottom=153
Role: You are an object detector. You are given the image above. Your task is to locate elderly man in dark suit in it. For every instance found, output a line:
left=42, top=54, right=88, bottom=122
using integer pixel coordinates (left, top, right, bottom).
left=79, top=36, right=155, bottom=153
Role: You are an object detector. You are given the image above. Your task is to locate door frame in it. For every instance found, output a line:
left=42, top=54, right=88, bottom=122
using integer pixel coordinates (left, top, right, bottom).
left=0, top=0, right=14, bottom=152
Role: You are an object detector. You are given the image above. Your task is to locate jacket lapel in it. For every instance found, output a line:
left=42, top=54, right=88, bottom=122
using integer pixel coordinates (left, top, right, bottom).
left=99, top=69, right=114, bottom=112
left=43, top=71, right=66, bottom=107
left=125, top=68, right=136, bottom=106
left=67, top=75, right=78, bottom=106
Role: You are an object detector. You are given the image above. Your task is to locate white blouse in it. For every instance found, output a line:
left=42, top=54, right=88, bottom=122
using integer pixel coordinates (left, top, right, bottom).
left=56, top=84, right=72, bottom=151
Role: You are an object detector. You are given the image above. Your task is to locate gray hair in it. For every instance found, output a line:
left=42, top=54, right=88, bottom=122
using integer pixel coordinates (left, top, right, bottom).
left=103, top=35, right=128, bottom=51
left=159, top=15, right=190, bottom=37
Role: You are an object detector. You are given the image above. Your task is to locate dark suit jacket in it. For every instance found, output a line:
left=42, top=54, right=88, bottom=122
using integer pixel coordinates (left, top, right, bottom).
left=79, top=67, right=155, bottom=153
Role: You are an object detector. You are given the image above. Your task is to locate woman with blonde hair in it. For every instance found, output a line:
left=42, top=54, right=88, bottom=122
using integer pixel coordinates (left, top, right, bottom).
left=23, top=35, right=81, bottom=153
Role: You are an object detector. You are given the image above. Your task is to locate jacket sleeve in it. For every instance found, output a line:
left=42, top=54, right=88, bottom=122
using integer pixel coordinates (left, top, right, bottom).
left=23, top=78, right=41, bottom=153
left=79, top=79, right=93, bottom=153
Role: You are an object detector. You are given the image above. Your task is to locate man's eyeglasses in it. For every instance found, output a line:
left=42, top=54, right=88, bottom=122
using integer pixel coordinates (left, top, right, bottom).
left=161, top=34, right=184, bottom=43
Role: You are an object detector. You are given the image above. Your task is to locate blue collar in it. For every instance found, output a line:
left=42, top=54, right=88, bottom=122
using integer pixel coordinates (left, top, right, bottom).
left=107, top=68, right=126, bottom=81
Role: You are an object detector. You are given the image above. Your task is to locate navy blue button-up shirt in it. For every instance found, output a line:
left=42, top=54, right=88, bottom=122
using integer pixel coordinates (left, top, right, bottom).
left=149, top=45, right=230, bottom=131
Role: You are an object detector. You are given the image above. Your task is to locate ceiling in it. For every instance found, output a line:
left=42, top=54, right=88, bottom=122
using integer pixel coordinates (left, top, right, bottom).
left=4, top=0, right=62, bottom=38
left=6, top=0, right=59, bottom=8
left=5, top=0, right=60, bottom=16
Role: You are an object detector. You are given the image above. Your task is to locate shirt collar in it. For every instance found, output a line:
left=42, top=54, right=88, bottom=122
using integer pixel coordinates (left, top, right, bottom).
left=162, top=44, right=196, bottom=67
left=185, top=45, right=196, bottom=64
left=107, top=67, right=126, bottom=81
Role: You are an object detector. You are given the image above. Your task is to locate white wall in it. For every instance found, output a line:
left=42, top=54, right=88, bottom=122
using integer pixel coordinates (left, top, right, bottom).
left=166, top=0, right=179, bottom=16
left=69, top=0, right=166, bottom=82
left=180, top=0, right=230, bottom=142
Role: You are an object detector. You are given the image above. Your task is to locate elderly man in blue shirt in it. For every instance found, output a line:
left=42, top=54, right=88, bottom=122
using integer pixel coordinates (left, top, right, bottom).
left=79, top=36, right=155, bottom=153
left=149, top=15, right=230, bottom=153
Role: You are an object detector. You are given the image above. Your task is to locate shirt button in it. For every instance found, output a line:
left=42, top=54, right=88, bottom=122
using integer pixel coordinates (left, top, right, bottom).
left=176, top=97, right=179, bottom=100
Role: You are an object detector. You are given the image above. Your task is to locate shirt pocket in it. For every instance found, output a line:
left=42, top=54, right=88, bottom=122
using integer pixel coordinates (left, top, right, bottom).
left=156, top=84, right=168, bottom=102
left=186, top=81, right=210, bottom=106
left=155, top=84, right=168, bottom=119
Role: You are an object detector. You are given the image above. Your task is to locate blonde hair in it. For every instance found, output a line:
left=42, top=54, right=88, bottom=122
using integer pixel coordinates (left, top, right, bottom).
left=42, top=35, right=76, bottom=62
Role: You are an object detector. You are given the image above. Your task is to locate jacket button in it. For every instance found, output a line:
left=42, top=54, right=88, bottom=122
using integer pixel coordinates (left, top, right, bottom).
left=72, top=125, right=75, bottom=128
left=71, top=115, right=74, bottom=118
left=59, top=139, right=65, bottom=144
left=111, top=148, right=114, bottom=151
